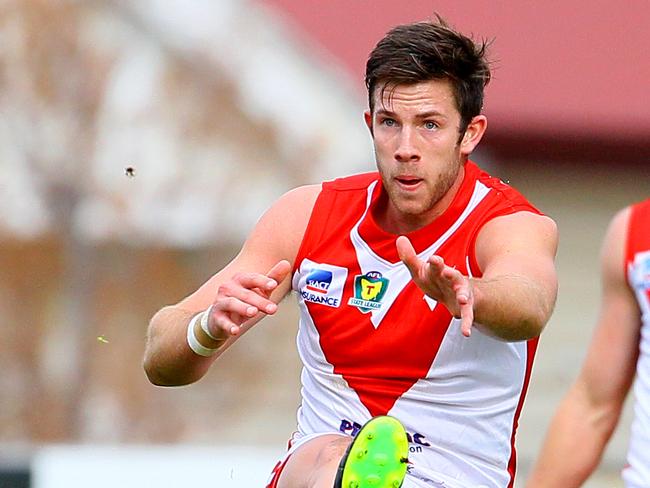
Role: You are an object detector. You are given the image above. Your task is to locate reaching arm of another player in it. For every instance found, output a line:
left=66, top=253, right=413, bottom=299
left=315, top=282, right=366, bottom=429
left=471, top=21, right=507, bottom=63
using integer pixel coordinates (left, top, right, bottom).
left=526, top=208, right=641, bottom=487
left=143, top=185, right=321, bottom=387
left=397, top=211, right=558, bottom=340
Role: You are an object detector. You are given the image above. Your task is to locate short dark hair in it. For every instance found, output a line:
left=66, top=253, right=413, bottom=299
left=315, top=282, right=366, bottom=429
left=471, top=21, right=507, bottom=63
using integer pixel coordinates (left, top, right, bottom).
left=365, top=17, right=491, bottom=133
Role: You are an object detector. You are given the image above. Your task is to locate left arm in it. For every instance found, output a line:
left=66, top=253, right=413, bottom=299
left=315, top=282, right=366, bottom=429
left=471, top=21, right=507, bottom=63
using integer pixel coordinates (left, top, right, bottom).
left=397, top=211, right=558, bottom=341
left=471, top=211, right=558, bottom=340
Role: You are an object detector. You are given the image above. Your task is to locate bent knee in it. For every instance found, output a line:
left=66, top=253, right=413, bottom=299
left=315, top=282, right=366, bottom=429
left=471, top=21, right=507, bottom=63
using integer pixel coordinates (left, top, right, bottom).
left=314, top=435, right=351, bottom=465
left=278, top=434, right=351, bottom=488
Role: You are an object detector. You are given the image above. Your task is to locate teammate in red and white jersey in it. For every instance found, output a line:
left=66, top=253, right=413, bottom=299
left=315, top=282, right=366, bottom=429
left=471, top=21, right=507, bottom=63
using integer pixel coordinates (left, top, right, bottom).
left=144, top=17, right=558, bottom=488
left=527, top=199, right=650, bottom=487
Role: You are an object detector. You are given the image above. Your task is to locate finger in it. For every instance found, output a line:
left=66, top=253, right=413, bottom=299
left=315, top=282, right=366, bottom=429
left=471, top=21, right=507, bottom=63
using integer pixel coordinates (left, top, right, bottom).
left=458, top=297, right=474, bottom=337
left=215, top=296, right=262, bottom=318
left=223, top=286, right=278, bottom=315
left=266, top=260, right=292, bottom=286
left=235, top=272, right=280, bottom=292
left=249, top=260, right=292, bottom=306
left=427, top=254, right=445, bottom=273
left=209, top=309, right=242, bottom=339
left=396, top=235, right=421, bottom=276
left=439, top=261, right=461, bottom=278
left=451, top=277, right=473, bottom=337
left=424, top=254, right=447, bottom=283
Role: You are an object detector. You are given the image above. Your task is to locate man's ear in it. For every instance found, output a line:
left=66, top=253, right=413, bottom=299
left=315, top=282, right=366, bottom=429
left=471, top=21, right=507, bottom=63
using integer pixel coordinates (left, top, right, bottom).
left=460, top=115, right=487, bottom=156
left=364, top=110, right=374, bottom=137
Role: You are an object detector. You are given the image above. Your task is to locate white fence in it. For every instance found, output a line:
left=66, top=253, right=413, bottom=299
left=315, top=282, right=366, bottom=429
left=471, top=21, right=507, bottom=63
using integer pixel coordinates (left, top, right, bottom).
left=31, top=445, right=283, bottom=488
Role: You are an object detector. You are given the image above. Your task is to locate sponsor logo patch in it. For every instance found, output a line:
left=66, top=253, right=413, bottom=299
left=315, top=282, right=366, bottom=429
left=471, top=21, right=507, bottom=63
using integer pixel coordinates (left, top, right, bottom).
left=305, top=269, right=332, bottom=294
left=299, top=261, right=347, bottom=308
left=348, top=271, right=389, bottom=313
left=339, top=418, right=430, bottom=453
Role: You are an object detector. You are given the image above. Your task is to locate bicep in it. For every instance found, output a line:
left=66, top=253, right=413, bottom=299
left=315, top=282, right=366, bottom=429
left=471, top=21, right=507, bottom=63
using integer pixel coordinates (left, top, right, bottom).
left=177, top=184, right=321, bottom=311
left=475, top=211, right=559, bottom=295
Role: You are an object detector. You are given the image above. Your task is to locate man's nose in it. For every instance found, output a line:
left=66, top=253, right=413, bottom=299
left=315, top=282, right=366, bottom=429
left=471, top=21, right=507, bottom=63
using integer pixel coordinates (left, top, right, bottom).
left=394, top=128, right=420, bottom=162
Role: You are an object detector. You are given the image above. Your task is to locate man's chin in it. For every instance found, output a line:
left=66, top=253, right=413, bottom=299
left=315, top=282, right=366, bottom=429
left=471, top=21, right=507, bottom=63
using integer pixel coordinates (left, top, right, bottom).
left=392, top=202, right=428, bottom=219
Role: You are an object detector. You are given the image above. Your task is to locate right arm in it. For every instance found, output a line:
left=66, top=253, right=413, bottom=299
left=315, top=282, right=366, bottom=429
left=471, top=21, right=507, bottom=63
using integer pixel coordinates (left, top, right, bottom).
left=526, top=207, right=642, bottom=487
left=143, top=184, right=321, bottom=387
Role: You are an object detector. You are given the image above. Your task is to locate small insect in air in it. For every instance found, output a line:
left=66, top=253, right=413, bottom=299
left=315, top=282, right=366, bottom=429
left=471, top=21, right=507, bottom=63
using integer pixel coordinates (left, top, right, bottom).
left=97, top=335, right=109, bottom=344
left=125, top=166, right=136, bottom=178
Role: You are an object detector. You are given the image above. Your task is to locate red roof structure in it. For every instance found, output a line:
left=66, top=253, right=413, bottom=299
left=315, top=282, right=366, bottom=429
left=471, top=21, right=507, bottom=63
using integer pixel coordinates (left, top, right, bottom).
left=260, top=0, right=650, bottom=162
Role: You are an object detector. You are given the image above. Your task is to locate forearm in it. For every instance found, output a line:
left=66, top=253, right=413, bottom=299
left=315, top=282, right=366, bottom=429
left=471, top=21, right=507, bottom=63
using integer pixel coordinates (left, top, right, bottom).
left=526, top=384, right=618, bottom=487
left=143, top=306, right=219, bottom=386
left=471, top=273, right=556, bottom=341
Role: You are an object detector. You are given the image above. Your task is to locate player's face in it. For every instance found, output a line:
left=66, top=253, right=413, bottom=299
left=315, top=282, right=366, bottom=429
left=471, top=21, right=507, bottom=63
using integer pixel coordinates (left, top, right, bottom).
left=365, top=79, right=486, bottom=233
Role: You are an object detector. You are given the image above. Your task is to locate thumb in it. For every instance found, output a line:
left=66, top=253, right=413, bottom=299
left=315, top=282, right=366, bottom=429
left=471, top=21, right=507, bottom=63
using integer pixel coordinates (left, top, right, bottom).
left=396, top=235, right=420, bottom=276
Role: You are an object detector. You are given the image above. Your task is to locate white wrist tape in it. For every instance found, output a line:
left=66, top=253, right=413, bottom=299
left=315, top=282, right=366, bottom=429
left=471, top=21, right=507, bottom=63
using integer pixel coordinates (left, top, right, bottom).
left=186, top=312, right=218, bottom=357
left=199, top=306, right=219, bottom=340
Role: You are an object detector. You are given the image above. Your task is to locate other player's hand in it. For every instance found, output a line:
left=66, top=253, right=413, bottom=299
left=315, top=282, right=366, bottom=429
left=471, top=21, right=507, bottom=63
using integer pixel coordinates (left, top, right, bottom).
left=396, top=235, right=474, bottom=337
left=206, top=260, right=291, bottom=340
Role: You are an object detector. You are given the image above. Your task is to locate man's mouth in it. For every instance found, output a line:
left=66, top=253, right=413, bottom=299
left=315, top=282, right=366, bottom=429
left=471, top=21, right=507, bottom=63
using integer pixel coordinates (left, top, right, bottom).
left=395, top=176, right=423, bottom=188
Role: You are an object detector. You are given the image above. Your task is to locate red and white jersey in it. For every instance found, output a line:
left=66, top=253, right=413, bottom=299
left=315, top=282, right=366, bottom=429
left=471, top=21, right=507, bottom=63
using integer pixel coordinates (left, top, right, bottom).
left=290, top=162, right=541, bottom=487
left=623, top=198, right=650, bottom=488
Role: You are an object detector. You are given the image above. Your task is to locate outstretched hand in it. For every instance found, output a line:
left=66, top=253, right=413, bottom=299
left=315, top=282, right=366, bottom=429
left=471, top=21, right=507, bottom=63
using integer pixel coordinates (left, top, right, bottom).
left=396, top=235, right=474, bottom=337
left=205, top=260, right=292, bottom=341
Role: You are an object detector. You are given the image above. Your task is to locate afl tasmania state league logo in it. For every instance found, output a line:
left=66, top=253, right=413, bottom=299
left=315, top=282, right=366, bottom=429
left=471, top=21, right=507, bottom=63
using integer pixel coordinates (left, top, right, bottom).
left=348, top=271, right=389, bottom=313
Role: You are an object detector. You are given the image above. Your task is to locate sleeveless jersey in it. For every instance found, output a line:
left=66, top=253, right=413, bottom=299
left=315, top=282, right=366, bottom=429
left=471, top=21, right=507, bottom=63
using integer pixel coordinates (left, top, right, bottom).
left=623, top=198, right=650, bottom=488
left=290, top=161, right=541, bottom=487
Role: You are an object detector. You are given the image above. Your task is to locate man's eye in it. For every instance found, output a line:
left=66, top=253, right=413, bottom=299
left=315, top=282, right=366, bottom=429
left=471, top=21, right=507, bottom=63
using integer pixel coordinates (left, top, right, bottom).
left=424, top=121, right=437, bottom=130
left=382, top=118, right=396, bottom=127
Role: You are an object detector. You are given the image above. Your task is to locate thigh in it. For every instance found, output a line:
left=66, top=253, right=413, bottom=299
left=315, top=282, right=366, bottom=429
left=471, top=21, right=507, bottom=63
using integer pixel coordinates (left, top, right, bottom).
left=277, top=433, right=351, bottom=488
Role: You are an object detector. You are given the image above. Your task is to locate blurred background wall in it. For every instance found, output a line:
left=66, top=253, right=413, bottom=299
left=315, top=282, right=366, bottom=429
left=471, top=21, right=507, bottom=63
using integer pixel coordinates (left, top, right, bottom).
left=0, top=1, right=648, bottom=486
